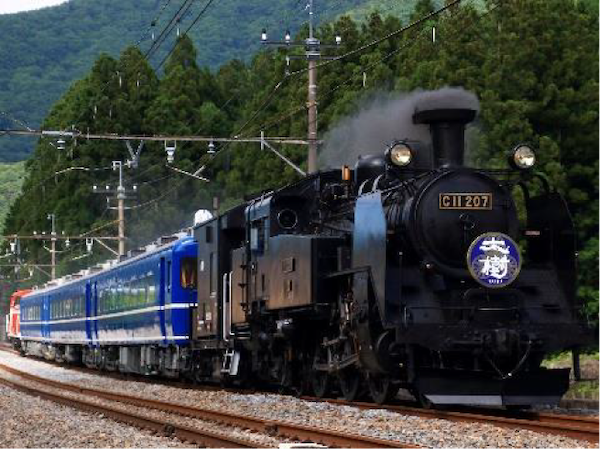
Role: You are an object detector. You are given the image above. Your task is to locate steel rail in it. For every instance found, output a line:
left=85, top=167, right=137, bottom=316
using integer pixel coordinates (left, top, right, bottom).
left=0, top=363, right=420, bottom=448
left=1, top=348, right=594, bottom=444
left=0, top=375, right=257, bottom=448
left=300, top=397, right=599, bottom=443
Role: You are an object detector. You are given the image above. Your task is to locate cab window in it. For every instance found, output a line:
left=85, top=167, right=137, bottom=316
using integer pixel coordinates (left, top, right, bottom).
left=180, top=257, right=197, bottom=289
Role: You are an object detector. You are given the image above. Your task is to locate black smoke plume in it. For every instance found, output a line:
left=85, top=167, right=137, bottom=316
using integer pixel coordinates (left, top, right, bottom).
left=319, top=87, right=480, bottom=169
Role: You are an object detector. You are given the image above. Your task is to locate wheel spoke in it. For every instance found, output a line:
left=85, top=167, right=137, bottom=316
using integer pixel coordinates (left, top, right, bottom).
left=338, top=368, right=361, bottom=401
left=367, top=374, right=397, bottom=404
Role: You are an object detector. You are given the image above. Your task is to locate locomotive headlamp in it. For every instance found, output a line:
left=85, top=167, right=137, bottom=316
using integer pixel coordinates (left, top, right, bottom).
left=511, top=144, right=536, bottom=170
left=388, top=143, right=413, bottom=167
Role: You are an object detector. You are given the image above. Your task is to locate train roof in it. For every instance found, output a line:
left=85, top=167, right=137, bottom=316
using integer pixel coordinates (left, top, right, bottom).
left=24, top=230, right=195, bottom=298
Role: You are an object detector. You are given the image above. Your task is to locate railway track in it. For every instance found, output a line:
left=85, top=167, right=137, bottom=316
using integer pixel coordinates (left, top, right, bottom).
left=1, top=347, right=596, bottom=444
left=0, top=362, right=419, bottom=448
left=300, top=397, right=599, bottom=443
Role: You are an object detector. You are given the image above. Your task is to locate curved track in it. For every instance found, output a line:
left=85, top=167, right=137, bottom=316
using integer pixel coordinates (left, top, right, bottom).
left=0, top=362, right=419, bottom=448
left=300, top=397, right=599, bottom=443
left=1, top=346, right=596, bottom=444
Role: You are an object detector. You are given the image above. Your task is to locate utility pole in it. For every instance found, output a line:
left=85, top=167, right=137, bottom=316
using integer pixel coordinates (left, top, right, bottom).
left=116, top=161, right=126, bottom=257
left=47, top=213, right=57, bottom=280
left=261, top=0, right=341, bottom=174
left=92, top=161, right=137, bottom=257
left=306, top=0, right=319, bottom=174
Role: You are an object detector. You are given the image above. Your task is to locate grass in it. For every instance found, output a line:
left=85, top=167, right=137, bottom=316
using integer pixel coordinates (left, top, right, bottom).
left=543, top=351, right=599, bottom=400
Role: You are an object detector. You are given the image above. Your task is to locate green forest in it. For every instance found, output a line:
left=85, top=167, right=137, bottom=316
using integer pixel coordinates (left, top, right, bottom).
left=0, top=0, right=598, bottom=320
left=0, top=0, right=438, bottom=162
left=0, top=162, right=26, bottom=233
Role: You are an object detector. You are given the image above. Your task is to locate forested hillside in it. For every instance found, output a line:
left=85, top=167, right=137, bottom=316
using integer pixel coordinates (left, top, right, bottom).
left=1, top=0, right=598, bottom=318
left=0, top=162, right=25, bottom=235
left=0, top=0, right=434, bottom=162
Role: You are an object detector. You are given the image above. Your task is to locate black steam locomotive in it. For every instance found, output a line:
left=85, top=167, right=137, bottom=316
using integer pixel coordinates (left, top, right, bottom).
left=14, top=94, right=589, bottom=409
left=191, top=101, right=589, bottom=407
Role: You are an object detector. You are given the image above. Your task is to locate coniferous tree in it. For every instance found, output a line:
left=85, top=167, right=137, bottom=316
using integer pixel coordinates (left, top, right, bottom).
left=2, top=0, right=597, bottom=317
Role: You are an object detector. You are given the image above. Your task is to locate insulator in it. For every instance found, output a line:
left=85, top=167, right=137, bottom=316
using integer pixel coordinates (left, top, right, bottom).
left=165, top=140, right=177, bottom=163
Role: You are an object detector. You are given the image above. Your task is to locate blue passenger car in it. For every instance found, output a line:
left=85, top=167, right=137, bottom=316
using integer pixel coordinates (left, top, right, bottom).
left=19, top=235, right=198, bottom=375
left=19, top=293, right=44, bottom=342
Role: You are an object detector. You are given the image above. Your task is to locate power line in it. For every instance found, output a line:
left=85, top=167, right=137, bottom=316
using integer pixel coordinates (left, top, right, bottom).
left=56, top=0, right=195, bottom=143
left=221, top=0, right=462, bottom=173
left=145, top=0, right=195, bottom=60
left=251, top=0, right=491, bottom=137
left=5, top=0, right=472, bottom=223
left=156, top=0, right=217, bottom=71
left=0, top=129, right=314, bottom=145
left=116, top=0, right=493, bottom=214
left=0, top=110, right=34, bottom=132
left=287, top=0, right=463, bottom=77
left=136, top=0, right=173, bottom=46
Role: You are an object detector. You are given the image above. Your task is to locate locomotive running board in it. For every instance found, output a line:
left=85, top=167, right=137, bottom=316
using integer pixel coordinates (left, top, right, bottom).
left=415, top=368, right=570, bottom=406
left=423, top=394, right=562, bottom=406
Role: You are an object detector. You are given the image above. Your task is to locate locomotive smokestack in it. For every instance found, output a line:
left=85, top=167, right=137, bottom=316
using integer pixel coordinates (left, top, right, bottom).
left=413, top=108, right=476, bottom=167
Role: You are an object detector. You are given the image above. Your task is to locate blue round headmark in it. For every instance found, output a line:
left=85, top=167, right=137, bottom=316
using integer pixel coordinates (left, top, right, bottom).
left=466, top=232, right=522, bottom=288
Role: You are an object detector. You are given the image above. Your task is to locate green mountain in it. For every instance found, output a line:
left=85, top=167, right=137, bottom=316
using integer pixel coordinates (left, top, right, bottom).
left=0, top=0, right=432, bottom=162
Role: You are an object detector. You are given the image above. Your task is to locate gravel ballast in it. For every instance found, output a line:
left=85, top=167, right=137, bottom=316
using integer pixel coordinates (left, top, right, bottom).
left=0, top=383, right=195, bottom=448
left=0, top=350, right=597, bottom=448
left=0, top=370, right=290, bottom=448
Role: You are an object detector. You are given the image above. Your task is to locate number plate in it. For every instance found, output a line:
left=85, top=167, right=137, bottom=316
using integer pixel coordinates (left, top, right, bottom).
left=439, top=193, right=492, bottom=210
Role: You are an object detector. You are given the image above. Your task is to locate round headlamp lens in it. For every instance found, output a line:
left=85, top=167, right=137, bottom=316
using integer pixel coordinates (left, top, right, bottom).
left=513, top=145, right=536, bottom=169
left=390, top=143, right=412, bottom=167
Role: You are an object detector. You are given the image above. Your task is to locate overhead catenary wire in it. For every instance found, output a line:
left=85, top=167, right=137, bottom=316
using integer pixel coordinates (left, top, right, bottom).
left=217, top=0, right=492, bottom=173
left=155, top=0, right=217, bottom=71
left=4, top=0, right=479, bottom=227
left=286, top=0, right=463, bottom=77
left=205, top=0, right=466, bottom=154
left=250, top=0, right=495, bottom=136
left=144, top=0, right=196, bottom=60
left=3, top=1, right=508, bottom=283
left=136, top=0, right=173, bottom=46
left=0, top=2, right=207, bottom=272
left=0, top=110, right=34, bottom=132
